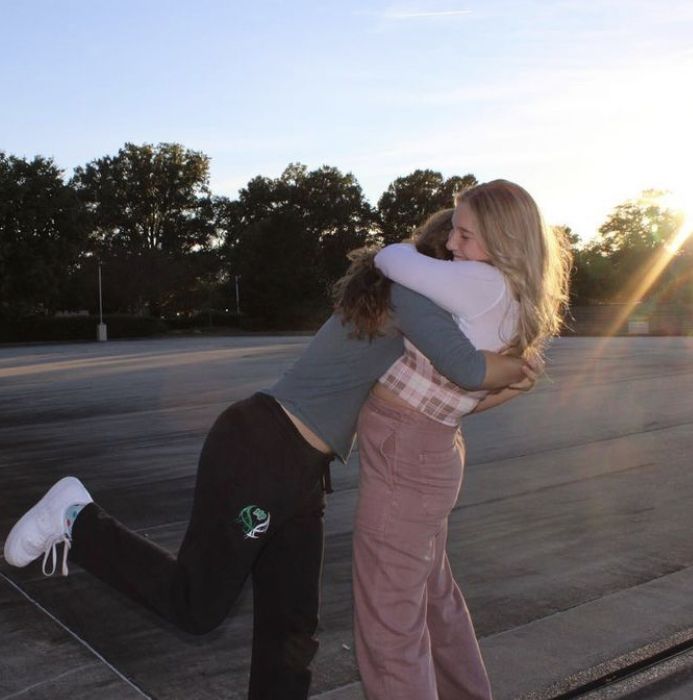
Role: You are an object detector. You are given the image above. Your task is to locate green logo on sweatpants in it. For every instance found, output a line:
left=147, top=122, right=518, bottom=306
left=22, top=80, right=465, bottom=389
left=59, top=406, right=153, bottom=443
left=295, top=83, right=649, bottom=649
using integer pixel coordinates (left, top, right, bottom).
left=236, top=505, right=271, bottom=539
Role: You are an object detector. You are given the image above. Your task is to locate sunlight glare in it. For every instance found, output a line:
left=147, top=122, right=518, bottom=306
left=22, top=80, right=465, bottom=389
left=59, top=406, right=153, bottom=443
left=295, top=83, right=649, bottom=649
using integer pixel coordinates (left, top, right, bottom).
left=665, top=211, right=692, bottom=254
left=661, top=191, right=693, bottom=253
left=560, top=190, right=693, bottom=367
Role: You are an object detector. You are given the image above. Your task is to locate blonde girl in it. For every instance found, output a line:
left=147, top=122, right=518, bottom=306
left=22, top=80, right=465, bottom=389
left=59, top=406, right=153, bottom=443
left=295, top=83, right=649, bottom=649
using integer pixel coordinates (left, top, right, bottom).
left=345, top=180, right=571, bottom=700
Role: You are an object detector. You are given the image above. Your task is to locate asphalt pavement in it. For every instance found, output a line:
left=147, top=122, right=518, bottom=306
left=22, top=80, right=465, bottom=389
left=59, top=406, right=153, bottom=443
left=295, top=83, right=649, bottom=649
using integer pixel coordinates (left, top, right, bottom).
left=0, top=334, right=691, bottom=699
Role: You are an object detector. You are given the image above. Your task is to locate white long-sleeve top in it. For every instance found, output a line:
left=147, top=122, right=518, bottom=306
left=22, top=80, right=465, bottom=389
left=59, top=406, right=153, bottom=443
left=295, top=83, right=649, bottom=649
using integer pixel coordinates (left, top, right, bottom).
left=374, top=243, right=520, bottom=423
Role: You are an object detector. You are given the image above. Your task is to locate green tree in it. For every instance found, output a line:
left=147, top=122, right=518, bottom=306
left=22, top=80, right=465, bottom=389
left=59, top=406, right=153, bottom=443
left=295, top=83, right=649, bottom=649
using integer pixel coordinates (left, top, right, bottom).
left=0, top=152, right=87, bottom=318
left=377, top=169, right=477, bottom=245
left=71, top=142, right=216, bottom=315
left=596, top=189, right=681, bottom=253
left=221, top=163, right=376, bottom=327
left=589, top=190, right=685, bottom=302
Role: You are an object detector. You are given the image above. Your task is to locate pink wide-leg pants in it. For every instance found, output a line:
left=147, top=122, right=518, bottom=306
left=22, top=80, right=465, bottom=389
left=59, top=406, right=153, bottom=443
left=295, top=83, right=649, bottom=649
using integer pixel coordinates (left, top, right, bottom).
left=353, top=394, right=492, bottom=700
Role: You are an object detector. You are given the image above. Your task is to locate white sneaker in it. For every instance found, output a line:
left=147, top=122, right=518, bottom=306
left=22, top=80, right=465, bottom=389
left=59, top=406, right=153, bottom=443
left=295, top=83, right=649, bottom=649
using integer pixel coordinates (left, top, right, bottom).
left=3, top=476, right=93, bottom=576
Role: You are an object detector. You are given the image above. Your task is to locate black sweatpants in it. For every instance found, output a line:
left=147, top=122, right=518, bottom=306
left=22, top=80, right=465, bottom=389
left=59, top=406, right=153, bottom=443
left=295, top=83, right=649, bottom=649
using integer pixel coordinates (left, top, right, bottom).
left=70, top=393, right=332, bottom=700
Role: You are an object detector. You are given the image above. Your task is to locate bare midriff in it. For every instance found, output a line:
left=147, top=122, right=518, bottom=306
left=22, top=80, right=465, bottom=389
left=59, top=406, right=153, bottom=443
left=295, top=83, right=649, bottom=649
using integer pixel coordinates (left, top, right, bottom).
left=277, top=404, right=333, bottom=455
left=277, top=386, right=418, bottom=457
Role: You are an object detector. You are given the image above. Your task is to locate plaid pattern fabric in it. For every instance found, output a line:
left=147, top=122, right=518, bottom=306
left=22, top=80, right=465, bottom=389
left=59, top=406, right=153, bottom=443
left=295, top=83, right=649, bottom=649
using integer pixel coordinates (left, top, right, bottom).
left=379, top=340, right=486, bottom=425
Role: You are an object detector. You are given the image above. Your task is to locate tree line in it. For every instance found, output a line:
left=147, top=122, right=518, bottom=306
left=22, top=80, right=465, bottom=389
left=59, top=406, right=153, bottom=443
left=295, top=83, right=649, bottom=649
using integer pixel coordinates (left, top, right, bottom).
left=1, top=142, right=690, bottom=329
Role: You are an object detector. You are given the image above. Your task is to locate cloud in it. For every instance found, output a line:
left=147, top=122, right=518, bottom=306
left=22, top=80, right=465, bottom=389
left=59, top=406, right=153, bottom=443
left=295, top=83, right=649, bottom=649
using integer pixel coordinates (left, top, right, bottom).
left=383, top=9, right=472, bottom=19
left=354, top=5, right=473, bottom=22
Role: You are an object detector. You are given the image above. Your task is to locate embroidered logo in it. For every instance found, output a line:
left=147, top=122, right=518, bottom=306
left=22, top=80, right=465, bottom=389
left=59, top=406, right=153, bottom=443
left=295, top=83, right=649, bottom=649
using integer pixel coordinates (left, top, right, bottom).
left=236, top=505, right=271, bottom=539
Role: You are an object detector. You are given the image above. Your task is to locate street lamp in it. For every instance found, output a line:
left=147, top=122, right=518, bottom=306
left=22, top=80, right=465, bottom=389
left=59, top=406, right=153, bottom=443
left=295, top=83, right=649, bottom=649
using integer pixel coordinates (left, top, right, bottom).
left=234, top=274, right=241, bottom=315
left=97, top=261, right=108, bottom=342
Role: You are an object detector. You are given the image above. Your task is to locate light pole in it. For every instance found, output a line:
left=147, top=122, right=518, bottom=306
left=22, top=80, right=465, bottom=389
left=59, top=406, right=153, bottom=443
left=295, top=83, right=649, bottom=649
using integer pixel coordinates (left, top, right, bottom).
left=234, top=274, right=241, bottom=315
left=97, top=261, right=108, bottom=342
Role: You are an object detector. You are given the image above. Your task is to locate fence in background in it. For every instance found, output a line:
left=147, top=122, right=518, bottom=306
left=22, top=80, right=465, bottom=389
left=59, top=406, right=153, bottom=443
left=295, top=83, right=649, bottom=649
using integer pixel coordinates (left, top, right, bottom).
left=565, top=304, right=692, bottom=336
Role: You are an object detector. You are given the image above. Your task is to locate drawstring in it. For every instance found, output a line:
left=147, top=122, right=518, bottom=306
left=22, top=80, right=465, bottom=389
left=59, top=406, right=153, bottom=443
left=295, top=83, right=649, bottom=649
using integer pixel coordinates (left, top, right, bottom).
left=42, top=535, right=71, bottom=577
left=322, top=462, right=333, bottom=494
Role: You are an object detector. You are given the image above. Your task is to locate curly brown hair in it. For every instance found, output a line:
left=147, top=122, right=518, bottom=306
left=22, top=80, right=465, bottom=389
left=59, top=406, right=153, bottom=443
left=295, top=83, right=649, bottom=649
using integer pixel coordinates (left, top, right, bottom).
left=332, top=208, right=454, bottom=339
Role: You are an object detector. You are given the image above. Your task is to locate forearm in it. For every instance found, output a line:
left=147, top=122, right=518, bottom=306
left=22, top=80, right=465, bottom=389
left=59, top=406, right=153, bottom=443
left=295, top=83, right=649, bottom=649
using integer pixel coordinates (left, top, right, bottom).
left=472, top=387, right=524, bottom=413
left=480, top=351, right=526, bottom=390
left=376, top=243, right=500, bottom=318
left=391, top=285, right=530, bottom=391
left=375, top=244, right=458, bottom=312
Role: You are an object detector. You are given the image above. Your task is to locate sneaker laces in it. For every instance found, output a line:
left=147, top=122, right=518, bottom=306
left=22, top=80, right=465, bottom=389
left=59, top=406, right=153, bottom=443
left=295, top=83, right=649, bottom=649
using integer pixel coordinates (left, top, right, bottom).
left=41, top=534, right=71, bottom=577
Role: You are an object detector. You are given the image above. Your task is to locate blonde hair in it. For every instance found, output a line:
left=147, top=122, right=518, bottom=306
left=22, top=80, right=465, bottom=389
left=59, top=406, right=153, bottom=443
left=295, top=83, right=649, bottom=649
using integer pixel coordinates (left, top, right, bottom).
left=456, top=180, right=572, bottom=361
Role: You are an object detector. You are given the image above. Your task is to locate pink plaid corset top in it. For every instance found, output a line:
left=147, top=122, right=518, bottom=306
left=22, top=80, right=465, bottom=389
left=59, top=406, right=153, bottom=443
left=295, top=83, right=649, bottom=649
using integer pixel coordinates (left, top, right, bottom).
left=378, top=339, right=486, bottom=426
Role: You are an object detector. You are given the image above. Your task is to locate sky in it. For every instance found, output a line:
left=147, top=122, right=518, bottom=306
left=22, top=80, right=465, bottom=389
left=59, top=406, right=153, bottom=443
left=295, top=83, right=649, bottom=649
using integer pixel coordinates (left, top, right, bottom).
left=2, top=0, right=693, bottom=241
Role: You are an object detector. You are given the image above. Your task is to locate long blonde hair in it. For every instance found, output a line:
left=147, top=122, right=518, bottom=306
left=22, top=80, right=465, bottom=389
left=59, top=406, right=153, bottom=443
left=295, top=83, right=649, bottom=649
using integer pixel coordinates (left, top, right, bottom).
left=456, top=180, right=571, bottom=361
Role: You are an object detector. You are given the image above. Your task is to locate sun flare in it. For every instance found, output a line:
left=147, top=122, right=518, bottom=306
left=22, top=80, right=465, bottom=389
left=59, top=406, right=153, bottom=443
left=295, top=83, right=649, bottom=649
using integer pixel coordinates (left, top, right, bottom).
left=661, top=191, right=693, bottom=253
left=665, top=212, right=692, bottom=254
left=587, top=190, right=692, bottom=342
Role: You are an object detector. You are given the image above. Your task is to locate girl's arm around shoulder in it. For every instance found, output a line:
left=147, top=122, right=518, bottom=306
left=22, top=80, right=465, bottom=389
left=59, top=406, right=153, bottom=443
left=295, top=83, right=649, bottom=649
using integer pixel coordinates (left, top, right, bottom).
left=375, top=243, right=505, bottom=318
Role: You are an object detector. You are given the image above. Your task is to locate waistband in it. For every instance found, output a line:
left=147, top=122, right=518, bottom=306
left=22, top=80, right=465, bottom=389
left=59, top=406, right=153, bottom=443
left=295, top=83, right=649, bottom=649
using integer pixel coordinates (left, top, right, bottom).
left=255, top=393, right=334, bottom=493
left=364, top=391, right=459, bottom=435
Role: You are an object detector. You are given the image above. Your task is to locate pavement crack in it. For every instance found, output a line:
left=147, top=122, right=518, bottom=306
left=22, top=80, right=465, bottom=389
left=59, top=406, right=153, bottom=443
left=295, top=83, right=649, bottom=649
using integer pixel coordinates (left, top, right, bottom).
left=0, top=663, right=94, bottom=700
left=0, top=571, right=153, bottom=699
left=457, top=461, right=659, bottom=511
left=468, top=418, right=693, bottom=468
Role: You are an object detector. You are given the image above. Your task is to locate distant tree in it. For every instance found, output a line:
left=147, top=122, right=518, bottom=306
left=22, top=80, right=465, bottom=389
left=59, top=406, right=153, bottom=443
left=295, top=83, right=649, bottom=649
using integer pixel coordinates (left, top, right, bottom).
left=565, top=242, right=613, bottom=306
left=72, top=142, right=213, bottom=254
left=221, top=163, right=376, bottom=327
left=553, top=225, right=584, bottom=305
left=71, top=142, right=216, bottom=315
left=61, top=249, right=222, bottom=318
left=577, top=190, right=688, bottom=303
left=0, top=153, right=87, bottom=318
left=377, top=169, right=477, bottom=245
left=651, top=212, right=693, bottom=306
left=596, top=189, right=681, bottom=254
left=224, top=211, right=327, bottom=327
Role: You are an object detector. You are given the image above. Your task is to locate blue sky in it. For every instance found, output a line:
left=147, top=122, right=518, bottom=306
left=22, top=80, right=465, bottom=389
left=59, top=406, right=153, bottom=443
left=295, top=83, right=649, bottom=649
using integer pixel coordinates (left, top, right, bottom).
left=2, top=0, right=692, bottom=240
